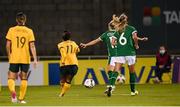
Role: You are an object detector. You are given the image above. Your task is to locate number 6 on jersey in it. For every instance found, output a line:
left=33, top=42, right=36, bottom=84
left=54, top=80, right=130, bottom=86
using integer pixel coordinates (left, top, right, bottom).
left=119, top=32, right=127, bottom=45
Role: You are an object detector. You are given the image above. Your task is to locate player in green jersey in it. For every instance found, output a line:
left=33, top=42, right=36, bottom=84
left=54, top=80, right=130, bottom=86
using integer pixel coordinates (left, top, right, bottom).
left=80, top=17, right=122, bottom=97
left=111, top=13, right=148, bottom=96
left=80, top=14, right=147, bottom=97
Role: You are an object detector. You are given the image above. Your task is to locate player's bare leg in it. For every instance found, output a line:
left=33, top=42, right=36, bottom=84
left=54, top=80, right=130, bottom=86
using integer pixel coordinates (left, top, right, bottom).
left=60, top=77, right=65, bottom=88
left=19, top=71, right=28, bottom=104
left=128, top=65, right=138, bottom=96
left=8, top=71, right=17, bottom=103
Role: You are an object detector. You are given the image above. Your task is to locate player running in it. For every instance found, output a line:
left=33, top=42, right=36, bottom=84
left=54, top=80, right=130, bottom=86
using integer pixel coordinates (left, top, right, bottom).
left=6, top=12, right=37, bottom=103
left=58, top=31, right=80, bottom=97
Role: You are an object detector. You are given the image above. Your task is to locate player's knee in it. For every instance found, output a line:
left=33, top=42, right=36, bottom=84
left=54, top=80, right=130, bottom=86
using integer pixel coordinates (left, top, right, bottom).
left=128, top=64, right=135, bottom=72
left=21, top=77, right=27, bottom=80
left=109, top=65, right=115, bottom=71
left=65, top=80, right=71, bottom=84
left=21, top=73, right=28, bottom=80
left=65, top=79, right=72, bottom=84
left=60, top=82, right=65, bottom=87
left=129, top=68, right=135, bottom=73
left=8, top=72, right=17, bottom=79
left=65, top=77, right=73, bottom=84
left=115, top=65, right=121, bottom=71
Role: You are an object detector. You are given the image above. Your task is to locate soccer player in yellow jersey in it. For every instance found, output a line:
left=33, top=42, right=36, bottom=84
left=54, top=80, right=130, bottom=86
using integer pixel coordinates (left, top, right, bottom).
left=57, top=31, right=80, bottom=97
left=6, top=12, right=37, bottom=103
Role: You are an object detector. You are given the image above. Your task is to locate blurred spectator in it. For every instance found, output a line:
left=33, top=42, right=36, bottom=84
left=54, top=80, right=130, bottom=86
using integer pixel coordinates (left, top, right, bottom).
left=154, top=45, right=172, bottom=83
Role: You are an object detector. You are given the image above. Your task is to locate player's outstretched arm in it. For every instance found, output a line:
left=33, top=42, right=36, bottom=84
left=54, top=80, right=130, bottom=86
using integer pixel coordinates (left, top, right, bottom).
left=30, top=42, right=38, bottom=68
left=80, top=38, right=101, bottom=48
left=138, top=36, right=148, bottom=41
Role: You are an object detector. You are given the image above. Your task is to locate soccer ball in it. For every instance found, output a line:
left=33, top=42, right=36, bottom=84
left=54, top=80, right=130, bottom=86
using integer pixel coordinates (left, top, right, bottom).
left=84, top=78, right=95, bottom=88
left=117, top=74, right=126, bottom=84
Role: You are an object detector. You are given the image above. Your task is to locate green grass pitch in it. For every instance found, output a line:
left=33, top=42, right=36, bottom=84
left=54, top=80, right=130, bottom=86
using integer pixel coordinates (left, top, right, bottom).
left=0, top=84, right=180, bottom=106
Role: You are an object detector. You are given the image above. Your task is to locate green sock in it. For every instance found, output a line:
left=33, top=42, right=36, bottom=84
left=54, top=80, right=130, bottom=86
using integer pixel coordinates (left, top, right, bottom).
left=130, top=72, right=136, bottom=92
left=111, top=72, right=119, bottom=85
left=108, top=71, right=113, bottom=86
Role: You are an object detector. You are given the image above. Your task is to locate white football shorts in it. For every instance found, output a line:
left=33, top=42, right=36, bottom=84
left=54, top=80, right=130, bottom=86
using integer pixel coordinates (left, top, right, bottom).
left=109, top=56, right=118, bottom=66
left=115, top=56, right=136, bottom=65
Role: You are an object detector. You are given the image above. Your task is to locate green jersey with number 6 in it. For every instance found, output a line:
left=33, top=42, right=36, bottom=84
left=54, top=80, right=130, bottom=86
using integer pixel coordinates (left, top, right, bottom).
left=99, top=31, right=119, bottom=57
left=116, top=25, right=137, bottom=56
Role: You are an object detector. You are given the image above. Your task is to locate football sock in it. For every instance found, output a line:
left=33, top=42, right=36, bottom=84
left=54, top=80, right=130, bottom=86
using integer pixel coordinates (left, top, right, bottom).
left=8, top=79, right=16, bottom=94
left=19, top=80, right=27, bottom=100
left=111, top=72, right=119, bottom=85
left=130, top=72, right=136, bottom=92
left=108, top=71, right=113, bottom=86
left=60, top=82, right=71, bottom=96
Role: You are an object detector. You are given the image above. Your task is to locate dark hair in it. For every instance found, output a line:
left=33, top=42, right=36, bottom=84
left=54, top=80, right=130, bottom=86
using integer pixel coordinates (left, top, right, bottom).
left=16, top=12, right=26, bottom=25
left=62, top=31, right=71, bottom=41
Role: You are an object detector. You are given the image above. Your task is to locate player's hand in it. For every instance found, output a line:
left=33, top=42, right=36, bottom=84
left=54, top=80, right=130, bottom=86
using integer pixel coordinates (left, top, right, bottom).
left=33, top=60, right=38, bottom=69
left=112, top=14, right=120, bottom=22
left=80, top=43, right=87, bottom=48
left=142, top=37, right=148, bottom=41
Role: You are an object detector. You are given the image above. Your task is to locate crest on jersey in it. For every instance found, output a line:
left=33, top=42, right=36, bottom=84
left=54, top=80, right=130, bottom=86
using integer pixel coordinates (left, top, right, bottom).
left=107, top=32, right=115, bottom=37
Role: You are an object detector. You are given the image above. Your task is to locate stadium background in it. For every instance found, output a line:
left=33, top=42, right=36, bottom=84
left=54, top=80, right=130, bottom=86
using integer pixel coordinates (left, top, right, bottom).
left=0, top=0, right=180, bottom=86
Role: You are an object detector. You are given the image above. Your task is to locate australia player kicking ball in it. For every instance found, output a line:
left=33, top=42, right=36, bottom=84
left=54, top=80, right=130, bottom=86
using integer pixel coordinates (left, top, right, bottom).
left=57, top=31, right=80, bottom=97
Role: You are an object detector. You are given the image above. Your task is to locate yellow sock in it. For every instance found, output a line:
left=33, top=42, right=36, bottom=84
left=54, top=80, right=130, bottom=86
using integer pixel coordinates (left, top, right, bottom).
left=60, top=83, right=71, bottom=96
left=8, top=79, right=15, bottom=93
left=19, top=80, right=27, bottom=100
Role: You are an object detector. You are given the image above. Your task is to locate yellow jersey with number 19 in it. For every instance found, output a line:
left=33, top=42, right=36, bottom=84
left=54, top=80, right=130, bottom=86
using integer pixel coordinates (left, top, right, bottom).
left=57, top=40, right=80, bottom=67
left=6, top=25, right=35, bottom=64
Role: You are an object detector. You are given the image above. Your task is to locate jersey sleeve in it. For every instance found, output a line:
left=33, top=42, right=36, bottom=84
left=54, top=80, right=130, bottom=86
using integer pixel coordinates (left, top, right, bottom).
left=29, top=29, right=35, bottom=42
left=58, top=44, right=66, bottom=63
left=99, top=32, right=106, bottom=41
left=6, top=28, right=13, bottom=41
left=74, top=42, right=80, bottom=53
left=131, top=26, right=137, bottom=35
